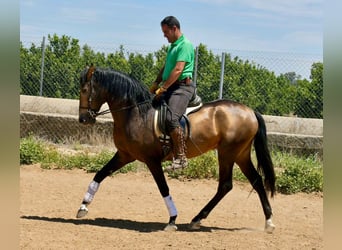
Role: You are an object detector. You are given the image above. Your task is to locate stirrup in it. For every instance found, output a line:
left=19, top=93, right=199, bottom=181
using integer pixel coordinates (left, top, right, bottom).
left=166, top=157, right=188, bottom=172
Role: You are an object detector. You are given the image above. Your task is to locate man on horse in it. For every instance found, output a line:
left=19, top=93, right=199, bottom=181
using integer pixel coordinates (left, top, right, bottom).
left=150, top=16, right=196, bottom=171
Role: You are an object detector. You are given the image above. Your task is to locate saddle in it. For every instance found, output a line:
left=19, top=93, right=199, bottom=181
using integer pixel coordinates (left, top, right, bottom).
left=153, top=92, right=203, bottom=145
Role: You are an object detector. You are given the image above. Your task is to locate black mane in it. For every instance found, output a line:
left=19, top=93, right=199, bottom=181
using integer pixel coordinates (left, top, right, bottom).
left=92, top=68, right=153, bottom=114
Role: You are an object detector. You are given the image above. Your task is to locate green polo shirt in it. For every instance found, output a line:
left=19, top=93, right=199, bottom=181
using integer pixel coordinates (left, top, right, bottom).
left=162, top=35, right=194, bottom=81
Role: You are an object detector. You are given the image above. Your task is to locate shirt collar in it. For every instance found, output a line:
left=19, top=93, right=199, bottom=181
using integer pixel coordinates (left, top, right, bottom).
left=171, top=34, right=184, bottom=47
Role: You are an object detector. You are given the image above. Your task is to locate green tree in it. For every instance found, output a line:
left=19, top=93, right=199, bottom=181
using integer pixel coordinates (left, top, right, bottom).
left=224, top=56, right=265, bottom=110
left=283, top=72, right=301, bottom=84
left=273, top=74, right=298, bottom=115
left=154, top=45, right=168, bottom=70
left=105, top=45, right=130, bottom=73
left=195, top=44, right=221, bottom=102
left=310, top=62, right=323, bottom=118
left=294, top=62, right=323, bottom=118
left=128, top=52, right=156, bottom=85
left=43, top=34, right=82, bottom=98
left=20, top=42, right=42, bottom=95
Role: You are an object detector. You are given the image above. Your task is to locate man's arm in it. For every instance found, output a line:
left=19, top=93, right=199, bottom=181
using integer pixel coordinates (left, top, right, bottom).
left=162, top=61, right=185, bottom=89
left=154, top=61, right=186, bottom=96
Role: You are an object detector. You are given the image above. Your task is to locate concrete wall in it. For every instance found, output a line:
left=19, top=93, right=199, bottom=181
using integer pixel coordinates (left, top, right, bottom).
left=20, top=95, right=323, bottom=156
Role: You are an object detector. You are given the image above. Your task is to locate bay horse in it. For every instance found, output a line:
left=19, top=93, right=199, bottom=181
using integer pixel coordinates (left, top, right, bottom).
left=76, top=65, right=276, bottom=233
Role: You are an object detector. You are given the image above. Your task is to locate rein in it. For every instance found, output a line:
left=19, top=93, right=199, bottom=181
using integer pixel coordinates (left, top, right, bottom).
left=80, top=100, right=151, bottom=119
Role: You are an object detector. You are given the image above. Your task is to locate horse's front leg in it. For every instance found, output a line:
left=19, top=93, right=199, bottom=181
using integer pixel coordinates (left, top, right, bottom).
left=76, top=151, right=134, bottom=218
left=148, top=161, right=178, bottom=231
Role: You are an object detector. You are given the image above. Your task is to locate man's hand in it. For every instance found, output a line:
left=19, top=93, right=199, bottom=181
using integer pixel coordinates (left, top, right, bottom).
left=153, top=86, right=167, bottom=101
left=149, top=82, right=159, bottom=94
left=155, top=86, right=167, bottom=96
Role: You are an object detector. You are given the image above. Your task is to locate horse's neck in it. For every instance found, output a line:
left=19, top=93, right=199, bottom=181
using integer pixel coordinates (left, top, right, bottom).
left=108, top=102, right=140, bottom=121
left=112, top=107, right=154, bottom=142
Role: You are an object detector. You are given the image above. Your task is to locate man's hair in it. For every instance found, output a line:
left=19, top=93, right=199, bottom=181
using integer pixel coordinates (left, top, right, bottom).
left=161, top=16, right=180, bottom=29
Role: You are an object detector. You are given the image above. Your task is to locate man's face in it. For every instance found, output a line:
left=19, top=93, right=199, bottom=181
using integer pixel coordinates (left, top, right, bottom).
left=161, top=24, right=177, bottom=43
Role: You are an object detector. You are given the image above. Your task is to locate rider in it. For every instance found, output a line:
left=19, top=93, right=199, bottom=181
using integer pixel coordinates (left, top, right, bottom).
left=150, top=16, right=196, bottom=171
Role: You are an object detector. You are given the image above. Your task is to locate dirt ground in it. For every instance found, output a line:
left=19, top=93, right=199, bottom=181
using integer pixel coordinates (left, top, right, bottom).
left=20, top=164, right=323, bottom=250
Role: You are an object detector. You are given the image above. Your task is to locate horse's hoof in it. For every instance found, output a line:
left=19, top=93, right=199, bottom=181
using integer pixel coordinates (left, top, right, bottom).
left=265, top=219, right=275, bottom=233
left=164, top=223, right=178, bottom=232
left=189, top=220, right=201, bottom=230
left=76, top=204, right=88, bottom=218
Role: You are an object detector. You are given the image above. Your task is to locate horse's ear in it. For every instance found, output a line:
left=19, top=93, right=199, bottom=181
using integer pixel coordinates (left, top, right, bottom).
left=86, top=64, right=96, bottom=81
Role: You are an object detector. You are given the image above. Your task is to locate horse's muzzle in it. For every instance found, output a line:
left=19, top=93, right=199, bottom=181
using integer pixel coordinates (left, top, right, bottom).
left=79, top=113, right=96, bottom=125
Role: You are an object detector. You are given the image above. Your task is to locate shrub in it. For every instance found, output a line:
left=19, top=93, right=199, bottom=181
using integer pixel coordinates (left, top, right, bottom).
left=276, top=154, right=323, bottom=194
left=233, top=167, right=248, bottom=182
left=165, top=150, right=219, bottom=179
left=20, top=136, right=46, bottom=164
left=79, top=151, right=136, bottom=173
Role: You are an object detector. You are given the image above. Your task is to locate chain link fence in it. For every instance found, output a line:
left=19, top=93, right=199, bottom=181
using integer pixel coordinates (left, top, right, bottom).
left=20, top=36, right=323, bottom=144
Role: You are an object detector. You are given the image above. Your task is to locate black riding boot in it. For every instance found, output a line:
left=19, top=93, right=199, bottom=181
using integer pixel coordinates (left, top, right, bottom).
left=167, top=126, right=188, bottom=171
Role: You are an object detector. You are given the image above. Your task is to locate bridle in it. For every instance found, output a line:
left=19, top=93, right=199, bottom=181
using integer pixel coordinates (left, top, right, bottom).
left=79, top=77, right=111, bottom=119
left=79, top=77, right=151, bottom=118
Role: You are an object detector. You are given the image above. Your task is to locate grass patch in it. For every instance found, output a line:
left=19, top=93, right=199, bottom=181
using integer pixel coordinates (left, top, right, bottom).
left=20, top=136, right=323, bottom=194
left=164, top=150, right=219, bottom=179
left=20, top=135, right=46, bottom=165
left=272, top=152, right=323, bottom=194
left=20, top=136, right=137, bottom=174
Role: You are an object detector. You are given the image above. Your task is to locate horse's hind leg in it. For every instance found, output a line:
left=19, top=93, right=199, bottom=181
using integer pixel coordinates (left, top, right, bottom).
left=76, top=151, right=134, bottom=218
left=236, top=155, right=275, bottom=233
left=190, top=152, right=234, bottom=229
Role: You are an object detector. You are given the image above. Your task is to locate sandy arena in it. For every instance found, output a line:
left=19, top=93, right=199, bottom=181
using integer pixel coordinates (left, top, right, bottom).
left=20, top=164, right=323, bottom=249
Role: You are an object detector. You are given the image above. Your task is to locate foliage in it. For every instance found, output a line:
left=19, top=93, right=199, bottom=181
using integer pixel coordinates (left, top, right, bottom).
left=223, top=55, right=295, bottom=115
left=293, top=62, right=323, bottom=118
left=19, top=137, right=137, bottom=174
left=195, top=44, right=222, bottom=102
left=20, top=135, right=46, bottom=164
left=164, top=150, right=219, bottom=179
left=233, top=167, right=248, bottom=182
left=274, top=153, right=323, bottom=194
left=20, top=34, right=323, bottom=118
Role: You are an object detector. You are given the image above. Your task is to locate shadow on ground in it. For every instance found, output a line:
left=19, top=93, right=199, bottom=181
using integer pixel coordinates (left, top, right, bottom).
left=21, top=215, right=258, bottom=233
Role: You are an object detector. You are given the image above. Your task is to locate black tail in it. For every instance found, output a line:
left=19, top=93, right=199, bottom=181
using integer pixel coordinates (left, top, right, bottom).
left=254, top=112, right=276, bottom=197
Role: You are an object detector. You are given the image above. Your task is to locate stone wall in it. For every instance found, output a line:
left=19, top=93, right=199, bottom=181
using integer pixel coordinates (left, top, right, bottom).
left=20, top=95, right=323, bottom=156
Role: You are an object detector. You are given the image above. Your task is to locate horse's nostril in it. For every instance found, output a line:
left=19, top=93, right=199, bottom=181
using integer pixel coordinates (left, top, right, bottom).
left=79, top=117, right=86, bottom=123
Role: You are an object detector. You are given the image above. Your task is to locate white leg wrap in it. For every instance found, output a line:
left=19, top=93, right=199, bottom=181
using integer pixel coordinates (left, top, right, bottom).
left=163, top=195, right=178, bottom=217
left=83, top=180, right=100, bottom=204
left=265, top=218, right=276, bottom=233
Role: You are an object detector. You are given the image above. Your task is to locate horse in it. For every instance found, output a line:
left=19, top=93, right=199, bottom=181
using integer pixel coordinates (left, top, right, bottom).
left=76, top=65, right=276, bottom=233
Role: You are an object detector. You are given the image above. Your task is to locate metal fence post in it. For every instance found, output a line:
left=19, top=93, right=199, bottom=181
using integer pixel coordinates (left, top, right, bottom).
left=39, top=36, right=46, bottom=96
left=193, top=46, right=199, bottom=84
left=219, top=52, right=225, bottom=99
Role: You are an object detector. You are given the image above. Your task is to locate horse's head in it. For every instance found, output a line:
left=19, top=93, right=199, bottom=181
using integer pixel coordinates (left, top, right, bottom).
left=78, top=65, right=103, bottom=124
